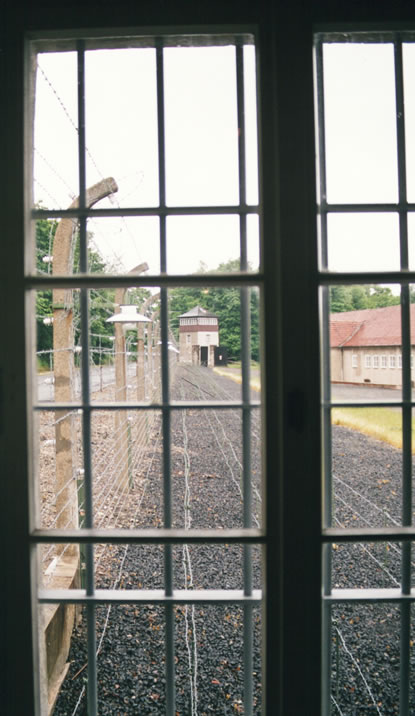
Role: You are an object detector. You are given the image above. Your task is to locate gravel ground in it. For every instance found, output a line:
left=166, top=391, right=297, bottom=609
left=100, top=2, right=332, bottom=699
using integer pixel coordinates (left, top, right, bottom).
left=331, top=426, right=414, bottom=715
left=52, top=368, right=413, bottom=715
left=53, top=365, right=262, bottom=716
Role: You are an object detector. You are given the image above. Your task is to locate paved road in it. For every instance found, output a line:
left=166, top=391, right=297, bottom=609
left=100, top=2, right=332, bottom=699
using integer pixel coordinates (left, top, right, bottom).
left=331, top=383, right=403, bottom=402
left=37, top=363, right=137, bottom=402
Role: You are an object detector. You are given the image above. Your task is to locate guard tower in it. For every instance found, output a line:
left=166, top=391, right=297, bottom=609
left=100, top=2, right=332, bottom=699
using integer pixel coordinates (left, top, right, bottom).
left=179, top=306, right=219, bottom=366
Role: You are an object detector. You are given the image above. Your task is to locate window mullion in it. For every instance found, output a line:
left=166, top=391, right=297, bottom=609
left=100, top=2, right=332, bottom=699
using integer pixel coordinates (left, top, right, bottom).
left=315, top=37, right=333, bottom=716
left=156, top=40, right=176, bottom=716
left=237, top=39, right=255, bottom=716
left=77, top=39, right=98, bottom=716
left=394, top=34, right=412, bottom=716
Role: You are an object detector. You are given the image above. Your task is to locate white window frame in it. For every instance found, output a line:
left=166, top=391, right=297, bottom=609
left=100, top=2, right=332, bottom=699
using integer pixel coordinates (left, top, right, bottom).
left=381, top=354, right=388, bottom=368
left=13, top=7, right=415, bottom=716
left=4, top=23, right=285, bottom=716
left=316, top=26, right=415, bottom=716
left=352, top=353, right=358, bottom=368
left=373, top=355, right=379, bottom=368
left=365, top=354, right=371, bottom=368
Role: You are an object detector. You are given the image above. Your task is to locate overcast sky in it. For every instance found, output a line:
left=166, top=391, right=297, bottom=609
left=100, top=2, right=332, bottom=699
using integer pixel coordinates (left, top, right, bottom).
left=34, top=44, right=259, bottom=276
left=34, top=40, right=415, bottom=279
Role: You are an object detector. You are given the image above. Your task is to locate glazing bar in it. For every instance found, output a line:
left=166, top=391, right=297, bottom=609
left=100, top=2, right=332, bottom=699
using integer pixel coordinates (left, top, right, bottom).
left=32, top=203, right=260, bottom=220
left=321, top=202, right=403, bottom=212
left=165, top=604, right=175, bottom=715
left=78, top=39, right=97, bottom=714
left=157, top=40, right=175, bottom=716
left=318, top=271, right=415, bottom=285
left=34, top=399, right=256, bottom=411
left=315, top=37, right=332, bottom=716
left=27, top=272, right=263, bottom=290
left=395, top=36, right=411, bottom=716
left=32, top=527, right=265, bottom=543
left=237, top=40, right=254, bottom=716
left=86, top=601, right=97, bottom=714
left=39, top=588, right=263, bottom=604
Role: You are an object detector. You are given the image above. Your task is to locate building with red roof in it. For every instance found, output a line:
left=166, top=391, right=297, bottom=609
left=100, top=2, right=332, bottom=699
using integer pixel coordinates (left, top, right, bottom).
left=330, top=304, right=415, bottom=387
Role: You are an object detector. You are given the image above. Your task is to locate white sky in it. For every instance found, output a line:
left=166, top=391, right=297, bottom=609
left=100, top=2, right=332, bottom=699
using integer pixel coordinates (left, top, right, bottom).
left=34, top=41, right=415, bottom=280
left=34, top=44, right=259, bottom=276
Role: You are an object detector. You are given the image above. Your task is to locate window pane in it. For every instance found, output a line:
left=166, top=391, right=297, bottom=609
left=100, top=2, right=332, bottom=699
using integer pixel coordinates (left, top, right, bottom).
left=328, top=285, right=402, bottom=397
left=166, top=215, right=240, bottom=274
left=34, top=52, right=79, bottom=209
left=403, top=45, right=415, bottom=202
left=91, top=410, right=162, bottom=528
left=331, top=406, right=403, bottom=528
left=164, top=46, right=239, bottom=207
left=85, top=48, right=159, bottom=208
left=322, top=42, right=398, bottom=204
left=330, top=604, right=400, bottom=714
left=330, top=542, right=401, bottom=590
left=326, top=213, right=400, bottom=272
left=87, top=216, right=160, bottom=275
left=244, top=45, right=259, bottom=206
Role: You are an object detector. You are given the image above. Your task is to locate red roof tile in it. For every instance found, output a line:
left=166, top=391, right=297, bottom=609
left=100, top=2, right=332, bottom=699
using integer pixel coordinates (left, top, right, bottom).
left=330, top=304, right=415, bottom=347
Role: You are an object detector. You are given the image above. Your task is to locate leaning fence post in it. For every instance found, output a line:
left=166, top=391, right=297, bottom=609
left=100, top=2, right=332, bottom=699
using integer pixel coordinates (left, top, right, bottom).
left=53, top=178, right=118, bottom=551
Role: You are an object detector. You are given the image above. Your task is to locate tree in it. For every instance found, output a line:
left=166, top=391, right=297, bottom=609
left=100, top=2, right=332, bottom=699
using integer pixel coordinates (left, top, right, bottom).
left=329, top=284, right=399, bottom=314
left=35, top=216, right=133, bottom=366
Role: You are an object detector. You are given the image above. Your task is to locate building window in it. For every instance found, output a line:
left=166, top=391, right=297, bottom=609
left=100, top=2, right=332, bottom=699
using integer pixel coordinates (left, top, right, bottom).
left=381, top=355, right=387, bottom=368
left=373, top=355, right=379, bottom=368
left=186, top=333, right=191, bottom=345
left=398, top=353, right=402, bottom=369
left=352, top=354, right=358, bottom=368
left=390, top=355, right=396, bottom=368
left=365, top=354, right=371, bottom=368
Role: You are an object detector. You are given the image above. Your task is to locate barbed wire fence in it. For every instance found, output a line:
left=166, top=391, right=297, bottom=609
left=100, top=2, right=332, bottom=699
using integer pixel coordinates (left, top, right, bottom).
left=39, top=325, right=177, bottom=584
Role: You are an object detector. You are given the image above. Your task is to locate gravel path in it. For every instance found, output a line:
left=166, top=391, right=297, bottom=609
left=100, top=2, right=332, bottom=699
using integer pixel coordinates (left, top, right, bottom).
left=331, top=427, right=413, bottom=715
left=52, top=368, right=413, bottom=715
left=54, top=366, right=262, bottom=715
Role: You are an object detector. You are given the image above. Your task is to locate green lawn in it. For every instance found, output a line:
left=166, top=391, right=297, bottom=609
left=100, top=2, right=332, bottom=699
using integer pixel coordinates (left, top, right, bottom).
left=332, top=406, right=415, bottom=452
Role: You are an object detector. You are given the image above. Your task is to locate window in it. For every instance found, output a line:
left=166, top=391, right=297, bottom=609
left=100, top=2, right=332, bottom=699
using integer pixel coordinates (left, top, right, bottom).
left=9, top=6, right=414, bottom=716
left=6, top=26, right=269, bottom=716
left=186, top=334, right=191, bottom=345
left=364, top=354, right=371, bottom=368
left=373, top=355, right=379, bottom=368
left=316, top=27, right=415, bottom=716
left=398, top=353, right=403, bottom=369
left=352, top=353, right=358, bottom=368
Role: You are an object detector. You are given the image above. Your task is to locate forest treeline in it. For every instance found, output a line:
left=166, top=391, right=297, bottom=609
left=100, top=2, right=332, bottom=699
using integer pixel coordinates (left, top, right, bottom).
left=36, top=219, right=259, bottom=365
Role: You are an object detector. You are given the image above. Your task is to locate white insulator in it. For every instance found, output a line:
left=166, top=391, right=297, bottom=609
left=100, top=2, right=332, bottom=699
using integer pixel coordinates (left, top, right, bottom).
left=42, top=255, right=53, bottom=264
left=77, top=468, right=85, bottom=476
left=45, top=557, right=58, bottom=576
left=43, top=316, right=54, bottom=325
left=74, top=346, right=82, bottom=353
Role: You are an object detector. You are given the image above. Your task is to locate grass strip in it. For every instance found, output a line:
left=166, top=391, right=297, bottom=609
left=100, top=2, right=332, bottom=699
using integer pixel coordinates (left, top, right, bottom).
left=332, top=406, right=415, bottom=452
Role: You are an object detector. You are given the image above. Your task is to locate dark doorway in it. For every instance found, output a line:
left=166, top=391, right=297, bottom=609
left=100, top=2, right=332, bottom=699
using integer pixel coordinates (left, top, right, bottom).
left=200, top=346, right=208, bottom=366
left=214, top=346, right=228, bottom=366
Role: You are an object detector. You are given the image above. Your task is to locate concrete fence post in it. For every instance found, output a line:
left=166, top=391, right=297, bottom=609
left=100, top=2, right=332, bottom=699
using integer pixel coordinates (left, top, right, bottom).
left=53, top=178, right=118, bottom=542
